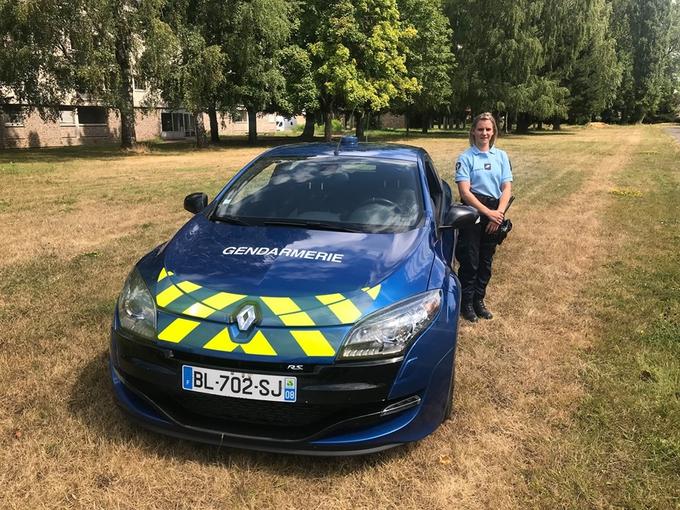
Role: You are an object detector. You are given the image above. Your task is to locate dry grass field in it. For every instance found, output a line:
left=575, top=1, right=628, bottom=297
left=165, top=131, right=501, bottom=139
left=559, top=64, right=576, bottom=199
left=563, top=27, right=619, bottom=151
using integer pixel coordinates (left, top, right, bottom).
left=0, top=125, right=678, bottom=509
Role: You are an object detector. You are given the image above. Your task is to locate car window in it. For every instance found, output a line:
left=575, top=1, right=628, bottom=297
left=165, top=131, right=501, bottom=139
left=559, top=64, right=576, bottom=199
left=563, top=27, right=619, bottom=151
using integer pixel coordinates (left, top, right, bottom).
left=214, top=156, right=424, bottom=233
left=424, top=158, right=443, bottom=222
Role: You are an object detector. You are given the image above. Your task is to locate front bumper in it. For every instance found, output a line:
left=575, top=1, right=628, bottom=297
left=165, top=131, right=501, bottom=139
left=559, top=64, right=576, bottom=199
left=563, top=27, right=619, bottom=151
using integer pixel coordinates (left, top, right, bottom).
left=110, top=326, right=455, bottom=455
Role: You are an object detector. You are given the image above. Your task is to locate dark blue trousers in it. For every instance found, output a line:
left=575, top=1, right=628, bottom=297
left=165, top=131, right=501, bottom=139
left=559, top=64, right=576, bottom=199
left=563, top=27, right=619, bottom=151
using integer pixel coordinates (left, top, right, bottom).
left=455, top=196, right=499, bottom=304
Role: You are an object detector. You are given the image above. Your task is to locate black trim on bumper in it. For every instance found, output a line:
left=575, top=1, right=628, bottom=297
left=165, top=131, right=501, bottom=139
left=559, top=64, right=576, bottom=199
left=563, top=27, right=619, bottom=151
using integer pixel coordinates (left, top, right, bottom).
left=111, top=328, right=414, bottom=443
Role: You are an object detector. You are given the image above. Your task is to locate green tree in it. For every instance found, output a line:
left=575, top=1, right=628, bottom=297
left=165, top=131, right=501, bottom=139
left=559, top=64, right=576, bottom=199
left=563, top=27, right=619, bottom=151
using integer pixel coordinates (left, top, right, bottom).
left=310, top=0, right=418, bottom=140
left=566, top=0, right=622, bottom=123
left=142, top=20, right=226, bottom=147
left=227, top=0, right=292, bottom=145
left=538, top=0, right=621, bottom=128
left=1, top=0, right=164, bottom=148
left=609, top=0, right=673, bottom=123
left=76, top=0, right=166, bottom=148
left=397, top=0, right=455, bottom=134
left=655, top=0, right=680, bottom=119
left=141, top=0, right=227, bottom=147
left=143, top=0, right=292, bottom=147
left=276, top=44, right=320, bottom=138
left=0, top=0, right=71, bottom=110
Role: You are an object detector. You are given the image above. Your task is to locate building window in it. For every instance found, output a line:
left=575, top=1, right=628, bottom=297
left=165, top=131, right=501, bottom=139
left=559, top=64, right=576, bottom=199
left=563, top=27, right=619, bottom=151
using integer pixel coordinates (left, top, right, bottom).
left=161, top=112, right=173, bottom=132
left=2, top=105, right=25, bottom=127
left=133, top=75, right=148, bottom=91
left=78, top=106, right=108, bottom=125
left=231, top=110, right=246, bottom=123
left=161, top=111, right=196, bottom=137
left=184, top=114, right=196, bottom=137
left=60, top=107, right=76, bottom=126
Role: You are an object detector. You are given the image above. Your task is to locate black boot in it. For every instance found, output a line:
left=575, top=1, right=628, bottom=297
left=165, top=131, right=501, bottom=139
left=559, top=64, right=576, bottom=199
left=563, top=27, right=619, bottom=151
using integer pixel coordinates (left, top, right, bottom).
left=461, top=302, right=478, bottom=322
left=473, top=299, right=493, bottom=320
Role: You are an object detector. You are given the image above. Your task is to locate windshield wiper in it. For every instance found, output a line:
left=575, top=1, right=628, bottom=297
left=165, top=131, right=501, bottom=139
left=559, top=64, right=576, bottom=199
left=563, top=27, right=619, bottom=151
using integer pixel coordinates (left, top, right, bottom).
left=211, top=214, right=252, bottom=226
left=261, top=219, right=364, bottom=233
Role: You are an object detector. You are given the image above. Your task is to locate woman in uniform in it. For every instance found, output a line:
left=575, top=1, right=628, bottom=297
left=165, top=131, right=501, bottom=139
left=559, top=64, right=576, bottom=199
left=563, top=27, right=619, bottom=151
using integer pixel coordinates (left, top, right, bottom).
left=455, top=112, right=513, bottom=322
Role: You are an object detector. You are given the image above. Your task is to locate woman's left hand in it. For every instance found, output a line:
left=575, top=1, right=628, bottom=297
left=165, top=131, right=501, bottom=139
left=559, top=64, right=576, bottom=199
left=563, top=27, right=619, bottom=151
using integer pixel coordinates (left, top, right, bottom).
left=486, top=221, right=500, bottom=234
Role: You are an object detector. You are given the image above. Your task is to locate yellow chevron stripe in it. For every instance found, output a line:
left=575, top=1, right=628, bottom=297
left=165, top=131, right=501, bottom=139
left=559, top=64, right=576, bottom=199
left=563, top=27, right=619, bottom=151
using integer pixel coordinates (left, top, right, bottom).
left=203, top=329, right=277, bottom=356
left=241, top=331, right=277, bottom=356
left=157, top=318, right=200, bottom=343
left=202, top=291, right=246, bottom=310
left=279, top=311, right=315, bottom=327
left=362, top=284, right=381, bottom=300
left=315, top=293, right=345, bottom=305
left=182, top=302, right=217, bottom=319
left=203, top=328, right=239, bottom=352
left=156, top=285, right=184, bottom=307
left=177, top=281, right=201, bottom=293
left=329, top=299, right=362, bottom=323
left=291, top=330, right=335, bottom=356
left=261, top=296, right=300, bottom=315
left=157, top=268, right=169, bottom=282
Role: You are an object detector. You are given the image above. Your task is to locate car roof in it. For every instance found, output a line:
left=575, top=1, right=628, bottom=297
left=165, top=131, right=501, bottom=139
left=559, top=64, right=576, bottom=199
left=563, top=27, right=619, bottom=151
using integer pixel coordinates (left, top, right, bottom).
left=264, top=140, right=426, bottom=163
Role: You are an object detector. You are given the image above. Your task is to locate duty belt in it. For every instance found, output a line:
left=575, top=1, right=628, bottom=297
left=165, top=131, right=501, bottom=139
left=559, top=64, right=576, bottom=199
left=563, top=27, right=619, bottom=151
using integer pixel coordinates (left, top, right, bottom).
left=472, top=192, right=499, bottom=209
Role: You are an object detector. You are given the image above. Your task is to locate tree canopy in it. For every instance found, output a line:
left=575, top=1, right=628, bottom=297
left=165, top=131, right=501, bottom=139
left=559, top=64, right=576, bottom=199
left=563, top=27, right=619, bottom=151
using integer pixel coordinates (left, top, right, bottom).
left=1, top=0, right=678, bottom=147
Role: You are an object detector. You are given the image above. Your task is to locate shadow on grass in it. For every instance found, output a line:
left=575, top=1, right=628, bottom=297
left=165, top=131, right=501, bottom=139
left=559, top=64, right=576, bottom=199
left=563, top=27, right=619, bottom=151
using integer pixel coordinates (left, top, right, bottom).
left=69, top=351, right=411, bottom=474
left=0, top=136, right=315, bottom=164
left=0, top=128, right=579, bottom=165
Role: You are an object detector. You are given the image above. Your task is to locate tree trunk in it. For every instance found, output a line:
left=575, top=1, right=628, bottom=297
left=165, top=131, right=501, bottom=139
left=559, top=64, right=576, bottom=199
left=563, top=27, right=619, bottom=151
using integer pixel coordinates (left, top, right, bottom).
left=247, top=105, right=257, bottom=145
left=114, top=12, right=136, bottom=149
left=516, top=112, right=531, bottom=134
left=506, top=112, right=513, bottom=133
left=421, top=112, right=430, bottom=134
left=405, top=111, right=410, bottom=136
left=208, top=105, right=219, bottom=143
left=324, top=109, right=332, bottom=142
left=194, top=111, right=207, bottom=148
left=355, top=110, right=365, bottom=139
left=552, top=118, right=562, bottom=131
left=301, top=111, right=315, bottom=140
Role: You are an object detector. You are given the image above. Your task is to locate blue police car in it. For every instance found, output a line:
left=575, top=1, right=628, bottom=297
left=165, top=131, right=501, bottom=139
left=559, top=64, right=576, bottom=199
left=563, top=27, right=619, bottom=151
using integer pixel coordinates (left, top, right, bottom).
left=110, top=136, right=478, bottom=454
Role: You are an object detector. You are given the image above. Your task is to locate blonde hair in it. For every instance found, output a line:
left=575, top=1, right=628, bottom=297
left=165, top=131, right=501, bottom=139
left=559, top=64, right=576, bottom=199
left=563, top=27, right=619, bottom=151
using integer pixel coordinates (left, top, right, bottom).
left=469, top=112, right=498, bottom=148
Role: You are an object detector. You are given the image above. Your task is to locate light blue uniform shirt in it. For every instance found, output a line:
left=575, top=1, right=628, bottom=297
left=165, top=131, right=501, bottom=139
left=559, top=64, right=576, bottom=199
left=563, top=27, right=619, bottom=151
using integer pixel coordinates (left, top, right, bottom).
left=455, top=145, right=513, bottom=199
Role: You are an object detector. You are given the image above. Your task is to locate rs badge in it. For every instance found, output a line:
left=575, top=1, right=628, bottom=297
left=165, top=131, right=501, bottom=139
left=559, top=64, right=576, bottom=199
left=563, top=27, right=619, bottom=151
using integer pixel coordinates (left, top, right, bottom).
left=236, top=304, right=257, bottom=331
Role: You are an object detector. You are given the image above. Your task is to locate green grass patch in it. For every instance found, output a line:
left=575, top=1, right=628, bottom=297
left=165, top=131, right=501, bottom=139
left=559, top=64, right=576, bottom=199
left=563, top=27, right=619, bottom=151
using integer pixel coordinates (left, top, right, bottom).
left=0, top=161, right=58, bottom=175
left=528, top=126, right=680, bottom=508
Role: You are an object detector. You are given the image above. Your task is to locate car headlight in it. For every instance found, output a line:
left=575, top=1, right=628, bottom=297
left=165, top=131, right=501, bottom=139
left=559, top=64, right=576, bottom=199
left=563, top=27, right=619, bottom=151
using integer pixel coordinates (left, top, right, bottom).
left=117, top=268, right=156, bottom=340
left=339, top=289, right=441, bottom=360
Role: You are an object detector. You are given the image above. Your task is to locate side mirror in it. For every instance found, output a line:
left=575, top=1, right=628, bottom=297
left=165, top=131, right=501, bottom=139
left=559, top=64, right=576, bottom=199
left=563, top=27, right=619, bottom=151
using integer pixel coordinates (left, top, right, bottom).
left=184, top=192, right=208, bottom=214
left=442, top=204, right=479, bottom=229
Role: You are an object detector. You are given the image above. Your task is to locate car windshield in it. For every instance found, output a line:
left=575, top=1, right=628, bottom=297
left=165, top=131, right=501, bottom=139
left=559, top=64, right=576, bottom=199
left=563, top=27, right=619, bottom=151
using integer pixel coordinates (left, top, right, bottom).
left=213, top=156, right=424, bottom=233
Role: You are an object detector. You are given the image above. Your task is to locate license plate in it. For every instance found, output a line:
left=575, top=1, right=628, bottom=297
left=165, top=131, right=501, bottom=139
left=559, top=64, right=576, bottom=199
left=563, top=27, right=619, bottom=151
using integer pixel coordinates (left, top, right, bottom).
left=181, top=365, right=297, bottom=403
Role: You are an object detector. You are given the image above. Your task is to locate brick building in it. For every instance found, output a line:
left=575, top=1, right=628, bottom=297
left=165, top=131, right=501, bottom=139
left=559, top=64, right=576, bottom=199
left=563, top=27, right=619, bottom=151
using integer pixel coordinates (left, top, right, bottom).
left=0, top=86, right=292, bottom=148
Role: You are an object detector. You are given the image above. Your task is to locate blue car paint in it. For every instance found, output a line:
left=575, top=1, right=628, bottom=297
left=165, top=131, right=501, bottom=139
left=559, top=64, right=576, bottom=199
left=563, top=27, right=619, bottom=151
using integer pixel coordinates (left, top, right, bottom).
left=110, top=139, right=467, bottom=455
left=162, top=217, right=432, bottom=301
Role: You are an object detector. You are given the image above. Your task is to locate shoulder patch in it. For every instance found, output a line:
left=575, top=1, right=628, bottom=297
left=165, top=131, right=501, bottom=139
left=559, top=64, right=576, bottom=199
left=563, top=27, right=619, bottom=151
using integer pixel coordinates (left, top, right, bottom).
left=455, top=161, right=461, bottom=171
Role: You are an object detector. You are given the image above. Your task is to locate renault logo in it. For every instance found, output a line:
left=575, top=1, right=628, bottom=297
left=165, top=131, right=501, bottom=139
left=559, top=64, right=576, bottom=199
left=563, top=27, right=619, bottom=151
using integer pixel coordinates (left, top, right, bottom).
left=236, top=304, right=257, bottom=332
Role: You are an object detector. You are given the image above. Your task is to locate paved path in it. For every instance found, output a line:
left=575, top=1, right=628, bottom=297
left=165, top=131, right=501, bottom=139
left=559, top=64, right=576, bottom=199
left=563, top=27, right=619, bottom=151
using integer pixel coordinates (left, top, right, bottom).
left=667, top=126, right=680, bottom=144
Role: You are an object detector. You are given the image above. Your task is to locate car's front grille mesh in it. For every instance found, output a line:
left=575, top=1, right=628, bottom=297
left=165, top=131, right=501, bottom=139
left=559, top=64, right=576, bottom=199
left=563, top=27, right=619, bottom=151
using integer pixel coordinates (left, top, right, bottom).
left=174, top=391, right=333, bottom=427
left=124, top=373, right=384, bottom=440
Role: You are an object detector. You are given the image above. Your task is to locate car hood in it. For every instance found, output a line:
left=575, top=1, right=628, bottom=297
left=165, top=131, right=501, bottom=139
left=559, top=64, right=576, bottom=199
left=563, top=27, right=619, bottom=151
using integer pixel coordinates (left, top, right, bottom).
left=150, top=214, right=434, bottom=329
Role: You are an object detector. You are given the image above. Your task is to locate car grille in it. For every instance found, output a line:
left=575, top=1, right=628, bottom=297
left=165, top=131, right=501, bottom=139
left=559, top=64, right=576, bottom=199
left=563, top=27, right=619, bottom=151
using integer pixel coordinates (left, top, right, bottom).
left=173, top=391, right=333, bottom=427
left=123, top=372, right=385, bottom=440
